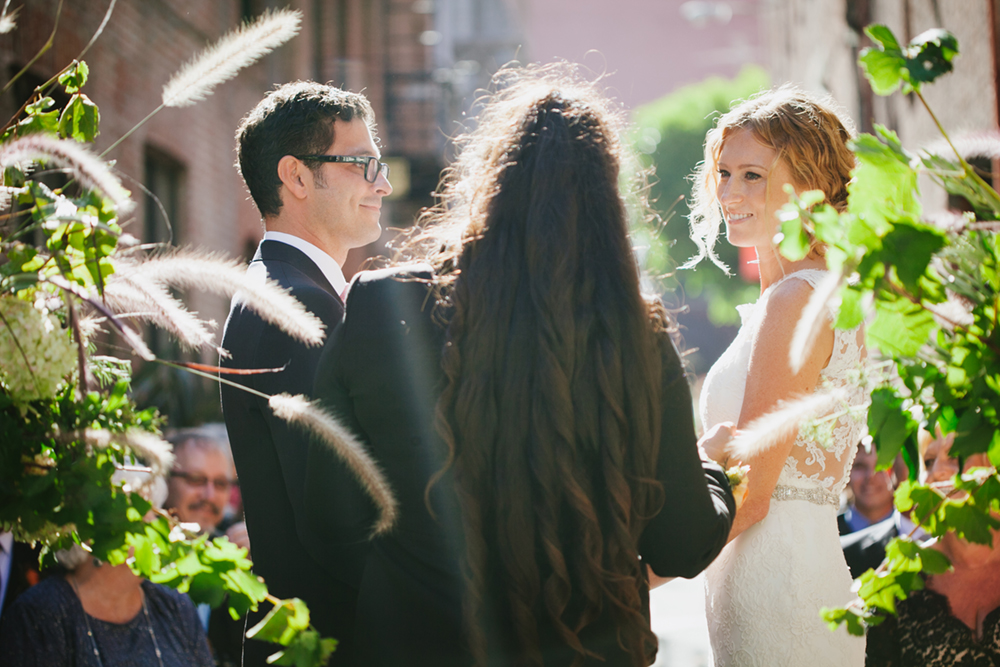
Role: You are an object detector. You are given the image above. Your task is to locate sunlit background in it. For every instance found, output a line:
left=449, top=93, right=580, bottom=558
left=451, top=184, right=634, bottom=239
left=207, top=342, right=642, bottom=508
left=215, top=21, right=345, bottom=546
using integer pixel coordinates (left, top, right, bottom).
left=3, top=2, right=995, bottom=664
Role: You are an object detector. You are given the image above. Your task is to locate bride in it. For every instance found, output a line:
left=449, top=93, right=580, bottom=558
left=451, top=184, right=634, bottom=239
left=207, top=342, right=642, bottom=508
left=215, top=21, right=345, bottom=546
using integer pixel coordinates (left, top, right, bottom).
left=688, top=87, right=868, bottom=666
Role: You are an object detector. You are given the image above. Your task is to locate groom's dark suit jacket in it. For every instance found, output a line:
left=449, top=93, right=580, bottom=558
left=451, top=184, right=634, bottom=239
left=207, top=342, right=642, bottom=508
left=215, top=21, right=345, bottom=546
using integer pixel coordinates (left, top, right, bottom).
left=221, top=240, right=375, bottom=666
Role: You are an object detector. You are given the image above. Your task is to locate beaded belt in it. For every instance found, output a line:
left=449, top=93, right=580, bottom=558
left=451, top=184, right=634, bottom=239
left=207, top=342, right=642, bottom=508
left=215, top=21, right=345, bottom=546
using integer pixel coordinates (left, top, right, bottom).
left=771, top=484, right=839, bottom=507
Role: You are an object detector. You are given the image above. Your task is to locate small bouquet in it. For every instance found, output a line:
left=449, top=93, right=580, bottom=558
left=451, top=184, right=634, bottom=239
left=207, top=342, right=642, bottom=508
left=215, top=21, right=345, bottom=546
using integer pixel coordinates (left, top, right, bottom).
left=725, top=464, right=751, bottom=510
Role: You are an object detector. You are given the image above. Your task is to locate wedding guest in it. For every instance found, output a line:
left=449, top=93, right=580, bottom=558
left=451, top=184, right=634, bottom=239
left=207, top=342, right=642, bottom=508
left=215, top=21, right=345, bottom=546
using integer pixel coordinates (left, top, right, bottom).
left=841, top=441, right=928, bottom=579
left=839, top=441, right=901, bottom=535
left=865, top=429, right=1000, bottom=666
left=166, top=425, right=248, bottom=550
left=693, top=86, right=868, bottom=665
left=311, top=65, right=736, bottom=666
left=0, top=477, right=213, bottom=666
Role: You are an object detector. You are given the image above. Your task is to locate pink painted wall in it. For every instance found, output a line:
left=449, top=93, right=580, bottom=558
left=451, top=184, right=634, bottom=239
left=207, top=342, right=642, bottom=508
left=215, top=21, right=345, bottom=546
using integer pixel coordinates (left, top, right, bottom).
left=521, top=0, right=762, bottom=111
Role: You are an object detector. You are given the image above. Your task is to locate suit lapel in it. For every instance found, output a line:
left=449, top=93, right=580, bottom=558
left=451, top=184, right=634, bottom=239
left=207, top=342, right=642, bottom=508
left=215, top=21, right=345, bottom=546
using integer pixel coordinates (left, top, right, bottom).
left=253, top=240, right=343, bottom=305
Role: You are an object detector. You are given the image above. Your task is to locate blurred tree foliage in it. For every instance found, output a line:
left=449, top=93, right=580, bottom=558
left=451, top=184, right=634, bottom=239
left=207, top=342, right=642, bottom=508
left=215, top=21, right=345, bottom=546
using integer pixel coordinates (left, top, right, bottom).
left=631, top=66, right=769, bottom=325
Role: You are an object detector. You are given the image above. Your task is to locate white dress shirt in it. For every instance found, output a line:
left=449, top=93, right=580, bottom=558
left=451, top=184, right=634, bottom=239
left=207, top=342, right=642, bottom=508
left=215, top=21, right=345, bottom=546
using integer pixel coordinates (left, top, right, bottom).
left=262, top=231, right=348, bottom=297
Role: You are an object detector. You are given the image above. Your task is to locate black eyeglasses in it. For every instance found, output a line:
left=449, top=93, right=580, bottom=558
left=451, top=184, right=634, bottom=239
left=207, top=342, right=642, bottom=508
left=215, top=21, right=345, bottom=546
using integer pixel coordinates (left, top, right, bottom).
left=170, top=470, right=239, bottom=492
left=294, top=154, right=389, bottom=183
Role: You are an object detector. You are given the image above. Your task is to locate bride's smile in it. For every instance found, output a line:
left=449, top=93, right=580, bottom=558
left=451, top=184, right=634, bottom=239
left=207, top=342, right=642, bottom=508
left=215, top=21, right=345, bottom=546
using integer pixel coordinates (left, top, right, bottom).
left=716, top=128, right=799, bottom=251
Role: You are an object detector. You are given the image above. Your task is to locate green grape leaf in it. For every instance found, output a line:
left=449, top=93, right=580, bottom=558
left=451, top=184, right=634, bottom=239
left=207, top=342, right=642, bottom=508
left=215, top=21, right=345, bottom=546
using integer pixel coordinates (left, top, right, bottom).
left=848, top=129, right=920, bottom=234
left=58, top=61, right=90, bottom=93
left=904, top=29, right=959, bottom=85
left=972, top=472, right=1000, bottom=514
left=866, top=24, right=904, bottom=53
left=778, top=189, right=827, bottom=261
left=868, top=294, right=937, bottom=357
left=779, top=207, right=811, bottom=261
left=247, top=598, right=312, bottom=646
left=884, top=536, right=951, bottom=574
left=857, top=567, right=925, bottom=615
left=860, top=25, right=907, bottom=95
left=268, top=628, right=338, bottom=667
left=5, top=165, right=26, bottom=187
left=221, top=568, right=267, bottom=618
left=868, top=388, right=917, bottom=468
left=879, top=220, right=947, bottom=293
left=18, top=98, right=59, bottom=136
left=58, top=94, right=100, bottom=143
left=173, top=549, right=212, bottom=577
left=894, top=481, right=942, bottom=530
left=819, top=607, right=867, bottom=636
left=989, top=430, right=1000, bottom=468
left=951, top=408, right=995, bottom=458
left=859, top=48, right=907, bottom=96
left=2, top=243, right=38, bottom=275
left=834, top=286, right=865, bottom=330
left=937, top=405, right=959, bottom=433
left=940, top=497, right=1000, bottom=546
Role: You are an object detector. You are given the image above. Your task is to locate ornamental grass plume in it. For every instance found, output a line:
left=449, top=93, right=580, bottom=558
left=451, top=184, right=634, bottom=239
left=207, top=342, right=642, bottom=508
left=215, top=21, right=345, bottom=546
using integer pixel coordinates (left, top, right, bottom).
left=127, top=250, right=325, bottom=347
left=81, top=427, right=175, bottom=479
left=162, top=8, right=301, bottom=108
left=103, top=272, right=220, bottom=353
left=268, top=393, right=398, bottom=535
left=726, top=388, right=849, bottom=462
left=0, top=0, right=18, bottom=34
left=0, top=135, right=132, bottom=212
left=789, top=269, right=843, bottom=374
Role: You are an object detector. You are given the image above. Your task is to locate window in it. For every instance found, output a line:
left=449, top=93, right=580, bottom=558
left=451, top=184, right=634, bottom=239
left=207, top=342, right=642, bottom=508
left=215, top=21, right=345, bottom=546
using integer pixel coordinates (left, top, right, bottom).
left=143, top=146, right=185, bottom=245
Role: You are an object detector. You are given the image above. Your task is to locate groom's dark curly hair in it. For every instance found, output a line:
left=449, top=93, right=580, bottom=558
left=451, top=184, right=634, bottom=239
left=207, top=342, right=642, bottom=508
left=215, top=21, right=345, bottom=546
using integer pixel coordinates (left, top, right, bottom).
left=419, top=66, right=669, bottom=667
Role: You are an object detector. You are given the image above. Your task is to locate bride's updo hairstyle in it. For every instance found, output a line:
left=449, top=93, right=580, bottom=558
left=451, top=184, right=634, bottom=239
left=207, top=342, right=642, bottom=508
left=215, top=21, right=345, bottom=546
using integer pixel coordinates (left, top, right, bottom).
left=414, top=65, right=667, bottom=666
left=686, top=85, right=857, bottom=272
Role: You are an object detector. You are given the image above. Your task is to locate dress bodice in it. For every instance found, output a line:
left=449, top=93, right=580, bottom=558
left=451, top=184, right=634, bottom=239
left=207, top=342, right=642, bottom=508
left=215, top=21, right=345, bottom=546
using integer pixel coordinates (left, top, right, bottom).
left=699, top=269, right=868, bottom=497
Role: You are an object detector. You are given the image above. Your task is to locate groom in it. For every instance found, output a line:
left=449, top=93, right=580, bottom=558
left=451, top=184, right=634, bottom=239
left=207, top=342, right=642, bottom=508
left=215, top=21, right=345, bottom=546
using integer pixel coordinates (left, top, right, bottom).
left=220, top=81, right=392, bottom=665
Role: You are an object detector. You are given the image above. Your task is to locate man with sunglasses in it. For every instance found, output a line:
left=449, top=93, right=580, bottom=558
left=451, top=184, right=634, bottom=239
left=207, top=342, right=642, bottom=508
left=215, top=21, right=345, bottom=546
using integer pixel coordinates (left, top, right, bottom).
left=221, top=81, right=392, bottom=666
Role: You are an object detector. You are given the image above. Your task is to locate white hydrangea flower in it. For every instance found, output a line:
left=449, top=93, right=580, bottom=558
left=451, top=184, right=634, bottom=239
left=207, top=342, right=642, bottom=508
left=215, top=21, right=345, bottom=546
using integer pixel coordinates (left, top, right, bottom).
left=0, top=296, right=77, bottom=402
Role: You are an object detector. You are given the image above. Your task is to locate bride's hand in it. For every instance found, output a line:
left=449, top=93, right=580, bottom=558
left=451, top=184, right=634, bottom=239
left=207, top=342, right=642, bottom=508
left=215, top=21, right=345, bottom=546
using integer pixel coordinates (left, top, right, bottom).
left=698, top=422, right=736, bottom=467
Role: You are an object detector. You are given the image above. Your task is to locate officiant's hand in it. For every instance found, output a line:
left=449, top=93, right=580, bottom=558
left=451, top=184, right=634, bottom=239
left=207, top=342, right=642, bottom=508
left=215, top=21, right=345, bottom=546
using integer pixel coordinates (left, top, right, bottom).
left=698, top=422, right=736, bottom=468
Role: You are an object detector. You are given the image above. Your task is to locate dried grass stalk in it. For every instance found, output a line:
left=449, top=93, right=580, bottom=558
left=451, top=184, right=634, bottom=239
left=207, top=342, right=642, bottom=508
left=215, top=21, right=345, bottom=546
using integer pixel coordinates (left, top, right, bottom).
left=727, top=388, right=848, bottom=462
left=0, top=135, right=132, bottom=212
left=0, top=0, right=18, bottom=34
left=103, top=274, right=220, bottom=354
left=268, top=393, right=397, bottom=535
left=126, top=250, right=325, bottom=347
left=162, top=8, right=301, bottom=108
left=789, top=270, right=842, bottom=374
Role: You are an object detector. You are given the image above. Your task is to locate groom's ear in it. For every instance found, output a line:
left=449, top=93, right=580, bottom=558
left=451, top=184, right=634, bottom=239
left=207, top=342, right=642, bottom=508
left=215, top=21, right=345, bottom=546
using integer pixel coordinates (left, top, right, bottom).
left=277, top=155, right=310, bottom=202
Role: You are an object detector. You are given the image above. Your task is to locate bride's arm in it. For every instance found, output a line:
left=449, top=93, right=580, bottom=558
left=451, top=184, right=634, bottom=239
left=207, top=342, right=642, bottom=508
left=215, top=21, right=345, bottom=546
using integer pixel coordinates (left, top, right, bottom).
left=724, top=279, right=834, bottom=543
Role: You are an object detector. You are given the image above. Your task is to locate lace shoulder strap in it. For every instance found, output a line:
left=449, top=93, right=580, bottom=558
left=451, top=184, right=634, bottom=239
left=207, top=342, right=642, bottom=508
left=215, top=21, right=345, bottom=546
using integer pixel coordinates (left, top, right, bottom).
left=773, top=268, right=827, bottom=290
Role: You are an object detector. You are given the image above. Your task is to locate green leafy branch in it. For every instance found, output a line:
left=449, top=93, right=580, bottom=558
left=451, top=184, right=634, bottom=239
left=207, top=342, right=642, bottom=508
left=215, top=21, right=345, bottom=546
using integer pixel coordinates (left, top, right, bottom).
left=777, top=24, right=1000, bottom=636
left=821, top=466, right=998, bottom=635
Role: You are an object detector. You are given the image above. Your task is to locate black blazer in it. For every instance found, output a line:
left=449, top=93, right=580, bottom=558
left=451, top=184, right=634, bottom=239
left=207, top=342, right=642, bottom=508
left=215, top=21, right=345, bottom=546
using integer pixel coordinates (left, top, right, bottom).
left=220, top=240, right=374, bottom=666
left=840, top=515, right=900, bottom=579
left=312, top=266, right=736, bottom=666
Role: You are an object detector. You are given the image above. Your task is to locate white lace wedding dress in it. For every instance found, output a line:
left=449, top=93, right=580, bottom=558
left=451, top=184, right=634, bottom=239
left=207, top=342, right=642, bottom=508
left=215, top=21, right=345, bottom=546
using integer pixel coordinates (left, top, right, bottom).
left=700, top=269, right=867, bottom=667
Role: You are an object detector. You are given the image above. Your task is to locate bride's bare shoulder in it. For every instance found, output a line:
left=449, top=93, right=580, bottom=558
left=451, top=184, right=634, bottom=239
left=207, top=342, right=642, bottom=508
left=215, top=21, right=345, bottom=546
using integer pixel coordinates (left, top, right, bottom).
left=759, top=277, right=819, bottom=329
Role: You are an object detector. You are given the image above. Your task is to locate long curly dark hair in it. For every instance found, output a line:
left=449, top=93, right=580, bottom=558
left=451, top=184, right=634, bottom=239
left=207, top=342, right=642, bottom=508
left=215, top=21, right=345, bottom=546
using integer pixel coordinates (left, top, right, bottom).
left=415, top=66, right=669, bottom=666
